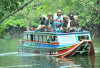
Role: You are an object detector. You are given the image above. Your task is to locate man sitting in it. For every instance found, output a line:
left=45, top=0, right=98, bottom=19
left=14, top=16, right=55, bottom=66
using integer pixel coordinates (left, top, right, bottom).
left=61, top=16, right=73, bottom=32
left=72, top=15, right=81, bottom=31
left=35, top=15, right=47, bottom=31
left=53, top=10, right=63, bottom=31
left=30, top=26, right=35, bottom=31
left=46, top=14, right=53, bottom=27
left=46, top=14, right=54, bottom=31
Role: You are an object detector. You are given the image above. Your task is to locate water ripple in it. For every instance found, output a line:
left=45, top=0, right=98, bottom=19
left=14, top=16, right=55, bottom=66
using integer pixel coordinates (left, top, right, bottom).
left=0, top=52, right=18, bottom=56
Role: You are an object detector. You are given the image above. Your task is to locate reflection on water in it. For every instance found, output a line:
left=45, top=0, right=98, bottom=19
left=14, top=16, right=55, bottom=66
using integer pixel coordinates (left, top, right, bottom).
left=0, top=38, right=100, bottom=68
left=0, top=52, right=95, bottom=68
left=18, top=54, right=95, bottom=68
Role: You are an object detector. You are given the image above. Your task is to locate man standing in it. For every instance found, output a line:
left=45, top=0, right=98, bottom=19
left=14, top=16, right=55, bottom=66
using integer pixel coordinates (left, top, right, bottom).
left=53, top=10, right=63, bottom=31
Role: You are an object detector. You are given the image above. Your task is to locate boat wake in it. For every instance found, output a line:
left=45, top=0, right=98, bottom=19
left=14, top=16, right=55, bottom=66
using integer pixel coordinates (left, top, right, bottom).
left=17, top=52, right=43, bottom=57
left=94, top=48, right=100, bottom=53
left=0, top=52, right=18, bottom=56
left=0, top=52, right=44, bottom=57
left=0, top=64, right=40, bottom=68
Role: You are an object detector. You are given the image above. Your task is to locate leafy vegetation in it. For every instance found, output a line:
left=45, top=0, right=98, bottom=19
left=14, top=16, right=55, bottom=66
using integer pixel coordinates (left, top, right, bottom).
left=0, top=0, right=99, bottom=38
left=0, top=0, right=24, bottom=19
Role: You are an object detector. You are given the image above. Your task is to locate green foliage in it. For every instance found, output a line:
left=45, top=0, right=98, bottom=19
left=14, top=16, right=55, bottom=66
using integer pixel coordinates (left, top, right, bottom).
left=0, top=0, right=24, bottom=19
left=0, top=0, right=99, bottom=38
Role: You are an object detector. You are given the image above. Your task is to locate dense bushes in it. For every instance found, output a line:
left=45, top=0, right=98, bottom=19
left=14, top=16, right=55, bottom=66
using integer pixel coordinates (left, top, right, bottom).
left=0, top=0, right=99, bottom=38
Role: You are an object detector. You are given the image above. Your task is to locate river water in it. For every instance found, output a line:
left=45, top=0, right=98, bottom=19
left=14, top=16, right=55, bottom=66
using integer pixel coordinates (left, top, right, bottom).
left=0, top=38, right=100, bottom=68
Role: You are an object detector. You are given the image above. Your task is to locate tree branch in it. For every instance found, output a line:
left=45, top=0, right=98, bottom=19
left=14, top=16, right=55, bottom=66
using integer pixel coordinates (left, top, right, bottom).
left=0, top=0, right=33, bottom=24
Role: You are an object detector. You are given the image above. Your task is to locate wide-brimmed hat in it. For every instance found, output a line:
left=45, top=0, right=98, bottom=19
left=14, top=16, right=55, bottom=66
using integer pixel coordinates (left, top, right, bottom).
left=41, top=14, right=48, bottom=20
left=63, top=15, right=67, bottom=17
left=66, top=16, right=70, bottom=19
left=57, top=10, right=62, bottom=13
left=74, top=15, right=78, bottom=18
left=48, top=13, right=51, bottom=15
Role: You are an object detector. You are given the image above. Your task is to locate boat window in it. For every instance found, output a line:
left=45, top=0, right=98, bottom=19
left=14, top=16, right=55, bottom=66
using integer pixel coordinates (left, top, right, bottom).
left=34, top=35, right=35, bottom=41
left=39, top=35, right=42, bottom=42
left=47, top=36, right=52, bottom=43
left=30, top=34, right=33, bottom=41
left=43, top=36, right=47, bottom=42
left=54, top=36, right=58, bottom=42
left=33, top=35, right=35, bottom=41
left=35, top=35, right=38, bottom=42
left=51, top=36, right=58, bottom=43
left=58, top=35, right=76, bottom=44
left=78, top=35, right=89, bottom=41
left=47, top=36, right=50, bottom=40
left=46, top=36, right=58, bottom=43
left=27, top=34, right=28, bottom=41
left=24, top=34, right=28, bottom=41
left=28, top=34, right=31, bottom=41
left=51, top=36, right=56, bottom=41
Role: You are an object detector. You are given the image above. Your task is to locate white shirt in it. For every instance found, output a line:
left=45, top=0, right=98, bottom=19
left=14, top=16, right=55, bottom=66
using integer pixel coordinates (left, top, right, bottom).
left=53, top=13, right=63, bottom=23
left=67, top=20, right=71, bottom=29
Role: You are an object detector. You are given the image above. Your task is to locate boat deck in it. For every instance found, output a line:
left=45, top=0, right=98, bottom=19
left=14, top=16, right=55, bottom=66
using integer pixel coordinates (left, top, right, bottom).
left=24, top=31, right=90, bottom=35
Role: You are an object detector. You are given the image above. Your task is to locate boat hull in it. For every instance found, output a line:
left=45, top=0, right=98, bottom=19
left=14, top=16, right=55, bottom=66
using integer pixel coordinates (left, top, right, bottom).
left=18, top=41, right=94, bottom=58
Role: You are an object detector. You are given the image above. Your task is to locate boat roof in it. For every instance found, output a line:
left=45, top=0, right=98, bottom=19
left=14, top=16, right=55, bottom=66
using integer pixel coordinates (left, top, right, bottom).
left=24, top=31, right=90, bottom=35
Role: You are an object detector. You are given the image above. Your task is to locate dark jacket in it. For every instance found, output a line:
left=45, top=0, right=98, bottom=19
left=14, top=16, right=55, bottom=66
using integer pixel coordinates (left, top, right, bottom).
left=62, top=20, right=73, bottom=28
left=46, top=19, right=53, bottom=26
left=72, top=20, right=79, bottom=27
left=40, top=17, right=46, bottom=25
left=41, top=20, right=46, bottom=25
left=69, top=13, right=74, bottom=20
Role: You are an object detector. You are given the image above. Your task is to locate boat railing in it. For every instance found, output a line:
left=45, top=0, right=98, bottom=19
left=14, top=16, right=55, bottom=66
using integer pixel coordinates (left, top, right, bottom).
left=44, top=26, right=54, bottom=32
left=18, top=40, right=24, bottom=45
left=23, top=34, right=59, bottom=45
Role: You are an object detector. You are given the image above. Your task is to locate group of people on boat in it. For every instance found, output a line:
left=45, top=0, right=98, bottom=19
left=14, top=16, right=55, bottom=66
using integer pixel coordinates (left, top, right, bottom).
left=31, top=10, right=81, bottom=32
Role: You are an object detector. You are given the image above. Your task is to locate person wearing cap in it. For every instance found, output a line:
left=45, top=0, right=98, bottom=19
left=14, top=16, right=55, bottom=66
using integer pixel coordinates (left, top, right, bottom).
left=35, top=15, right=47, bottom=31
left=72, top=15, right=81, bottom=31
left=72, top=15, right=79, bottom=27
left=53, top=10, right=63, bottom=31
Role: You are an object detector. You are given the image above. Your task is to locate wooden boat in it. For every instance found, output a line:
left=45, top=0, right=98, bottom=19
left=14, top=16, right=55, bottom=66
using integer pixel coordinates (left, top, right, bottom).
left=18, top=31, right=94, bottom=58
